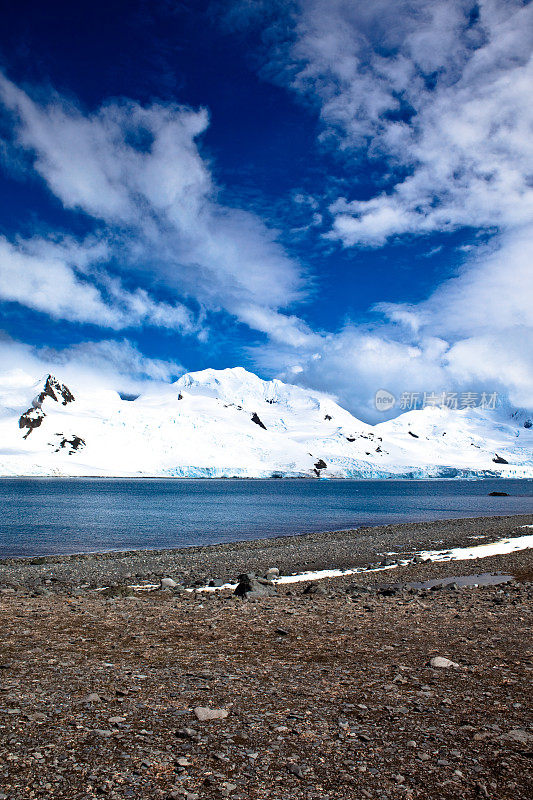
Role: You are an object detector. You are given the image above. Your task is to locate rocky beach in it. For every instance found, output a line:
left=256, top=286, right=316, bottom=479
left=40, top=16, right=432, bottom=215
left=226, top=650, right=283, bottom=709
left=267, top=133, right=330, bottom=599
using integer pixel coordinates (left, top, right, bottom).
left=1, top=514, right=532, bottom=800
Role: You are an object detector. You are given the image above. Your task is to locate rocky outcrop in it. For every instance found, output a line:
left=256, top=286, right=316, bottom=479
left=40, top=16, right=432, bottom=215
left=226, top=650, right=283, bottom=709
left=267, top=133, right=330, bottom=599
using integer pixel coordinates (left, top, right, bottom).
left=18, top=375, right=75, bottom=438
left=18, top=407, right=46, bottom=438
left=251, top=412, right=267, bottom=430
left=52, top=434, right=86, bottom=455
left=492, top=453, right=509, bottom=464
left=313, top=458, right=327, bottom=476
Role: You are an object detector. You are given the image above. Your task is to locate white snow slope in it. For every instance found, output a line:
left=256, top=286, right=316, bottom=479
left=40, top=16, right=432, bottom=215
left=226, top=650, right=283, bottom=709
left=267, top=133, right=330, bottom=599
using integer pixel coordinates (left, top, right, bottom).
left=0, top=367, right=532, bottom=478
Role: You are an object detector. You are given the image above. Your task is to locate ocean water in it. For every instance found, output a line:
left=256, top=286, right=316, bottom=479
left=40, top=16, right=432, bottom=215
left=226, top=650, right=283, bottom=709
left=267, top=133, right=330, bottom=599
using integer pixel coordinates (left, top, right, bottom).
left=0, top=478, right=532, bottom=558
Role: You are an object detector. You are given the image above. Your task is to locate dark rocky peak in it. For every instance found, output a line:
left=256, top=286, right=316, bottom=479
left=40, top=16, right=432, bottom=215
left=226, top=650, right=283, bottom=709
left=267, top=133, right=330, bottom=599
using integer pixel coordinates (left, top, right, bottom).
left=50, top=433, right=86, bottom=455
left=19, top=375, right=74, bottom=438
left=37, top=375, right=75, bottom=407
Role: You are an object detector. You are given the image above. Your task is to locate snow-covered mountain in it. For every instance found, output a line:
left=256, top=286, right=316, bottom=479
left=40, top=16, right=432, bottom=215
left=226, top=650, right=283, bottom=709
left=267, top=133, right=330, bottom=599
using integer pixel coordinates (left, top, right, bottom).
left=0, top=367, right=532, bottom=478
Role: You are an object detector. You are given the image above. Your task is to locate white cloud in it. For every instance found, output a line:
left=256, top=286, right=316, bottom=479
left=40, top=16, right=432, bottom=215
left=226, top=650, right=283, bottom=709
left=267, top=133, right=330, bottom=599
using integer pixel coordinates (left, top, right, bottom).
left=0, top=234, right=200, bottom=333
left=0, top=335, right=184, bottom=396
left=252, top=0, right=533, bottom=245
left=0, top=74, right=303, bottom=328
left=1, top=5, right=532, bottom=419
left=222, top=0, right=533, bottom=419
left=250, top=227, right=533, bottom=420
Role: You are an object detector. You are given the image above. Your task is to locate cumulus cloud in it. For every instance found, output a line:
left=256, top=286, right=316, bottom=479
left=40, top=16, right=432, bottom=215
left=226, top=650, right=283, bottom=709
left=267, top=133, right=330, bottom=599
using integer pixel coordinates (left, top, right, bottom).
left=0, top=234, right=200, bottom=332
left=252, top=228, right=533, bottom=420
left=0, top=334, right=184, bottom=397
left=220, top=0, right=533, bottom=418
left=1, top=4, right=532, bottom=420
left=0, top=73, right=303, bottom=334
left=235, top=0, right=533, bottom=245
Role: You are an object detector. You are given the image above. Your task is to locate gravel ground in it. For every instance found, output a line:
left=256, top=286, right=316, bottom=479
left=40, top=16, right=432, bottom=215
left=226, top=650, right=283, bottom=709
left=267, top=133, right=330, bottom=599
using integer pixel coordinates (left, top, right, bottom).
left=1, top=514, right=532, bottom=592
left=0, top=515, right=532, bottom=800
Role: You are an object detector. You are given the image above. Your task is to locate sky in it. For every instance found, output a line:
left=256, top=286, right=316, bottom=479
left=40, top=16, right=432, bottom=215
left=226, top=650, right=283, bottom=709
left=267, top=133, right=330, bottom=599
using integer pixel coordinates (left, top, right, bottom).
left=0, top=0, right=531, bottom=421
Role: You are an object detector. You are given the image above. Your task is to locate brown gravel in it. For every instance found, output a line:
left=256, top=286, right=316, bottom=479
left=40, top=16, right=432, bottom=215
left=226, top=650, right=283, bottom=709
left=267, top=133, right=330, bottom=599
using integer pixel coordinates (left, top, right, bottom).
left=0, top=517, right=532, bottom=800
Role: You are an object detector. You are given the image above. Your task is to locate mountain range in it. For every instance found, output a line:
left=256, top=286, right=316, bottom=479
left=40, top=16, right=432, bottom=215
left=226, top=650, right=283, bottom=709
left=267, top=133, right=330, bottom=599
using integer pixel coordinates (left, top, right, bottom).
left=0, top=367, right=531, bottom=478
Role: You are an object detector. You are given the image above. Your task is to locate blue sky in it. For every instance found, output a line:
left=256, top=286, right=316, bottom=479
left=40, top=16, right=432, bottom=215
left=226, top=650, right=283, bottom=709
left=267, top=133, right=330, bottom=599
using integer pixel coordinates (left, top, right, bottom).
left=0, top=0, right=531, bottom=421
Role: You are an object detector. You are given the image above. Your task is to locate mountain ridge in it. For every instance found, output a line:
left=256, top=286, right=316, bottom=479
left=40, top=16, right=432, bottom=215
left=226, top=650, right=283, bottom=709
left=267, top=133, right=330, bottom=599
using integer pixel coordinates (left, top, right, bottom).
left=0, top=367, right=531, bottom=478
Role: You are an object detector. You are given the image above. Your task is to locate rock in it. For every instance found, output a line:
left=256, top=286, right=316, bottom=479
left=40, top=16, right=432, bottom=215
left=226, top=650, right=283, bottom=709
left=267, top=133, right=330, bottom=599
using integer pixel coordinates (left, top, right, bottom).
left=377, top=586, right=400, bottom=596
left=302, top=582, right=327, bottom=596
left=492, top=454, right=509, bottom=464
left=193, top=706, right=229, bottom=721
left=81, top=692, right=101, bottom=703
left=208, top=578, right=225, bottom=588
left=175, top=757, right=190, bottom=767
left=234, top=573, right=277, bottom=599
left=175, top=727, right=200, bottom=741
left=251, top=412, right=267, bottom=430
left=101, top=584, right=134, bottom=598
left=161, top=578, right=178, bottom=589
left=488, top=491, right=509, bottom=496
left=264, top=567, right=280, bottom=580
left=346, top=583, right=372, bottom=594
left=501, top=729, right=533, bottom=745
left=429, top=656, right=460, bottom=669
left=287, top=763, right=305, bottom=778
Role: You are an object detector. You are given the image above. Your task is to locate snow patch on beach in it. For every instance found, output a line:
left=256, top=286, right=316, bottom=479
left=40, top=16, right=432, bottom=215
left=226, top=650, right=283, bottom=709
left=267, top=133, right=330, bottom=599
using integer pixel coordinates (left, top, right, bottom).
left=187, top=532, right=533, bottom=593
left=416, top=533, right=533, bottom=563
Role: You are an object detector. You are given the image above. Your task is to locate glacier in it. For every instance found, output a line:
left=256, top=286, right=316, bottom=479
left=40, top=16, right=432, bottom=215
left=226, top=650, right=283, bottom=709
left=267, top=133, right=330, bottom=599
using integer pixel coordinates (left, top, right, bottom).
left=0, top=366, right=532, bottom=478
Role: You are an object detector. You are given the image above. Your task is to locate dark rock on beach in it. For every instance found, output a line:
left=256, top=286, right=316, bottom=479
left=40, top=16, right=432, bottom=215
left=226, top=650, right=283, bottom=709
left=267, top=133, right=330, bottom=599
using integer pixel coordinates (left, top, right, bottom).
left=234, top=572, right=277, bottom=598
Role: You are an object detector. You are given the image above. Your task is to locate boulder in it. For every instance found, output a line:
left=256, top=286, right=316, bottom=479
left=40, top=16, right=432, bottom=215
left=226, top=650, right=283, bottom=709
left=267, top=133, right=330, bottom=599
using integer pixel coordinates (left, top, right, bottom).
left=501, top=729, right=533, bottom=745
left=234, top=573, right=277, bottom=599
left=264, top=567, right=280, bottom=580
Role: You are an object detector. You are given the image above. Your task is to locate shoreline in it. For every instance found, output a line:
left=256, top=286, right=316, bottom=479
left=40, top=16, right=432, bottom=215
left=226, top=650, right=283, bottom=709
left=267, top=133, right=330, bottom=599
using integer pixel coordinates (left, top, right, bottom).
left=2, top=511, right=533, bottom=563
left=1, top=513, right=532, bottom=593
left=0, top=510, right=531, bottom=565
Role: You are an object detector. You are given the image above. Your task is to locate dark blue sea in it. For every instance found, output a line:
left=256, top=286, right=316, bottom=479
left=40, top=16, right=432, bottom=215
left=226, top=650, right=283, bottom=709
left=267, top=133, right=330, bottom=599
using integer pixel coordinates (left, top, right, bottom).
left=0, top=478, right=531, bottom=558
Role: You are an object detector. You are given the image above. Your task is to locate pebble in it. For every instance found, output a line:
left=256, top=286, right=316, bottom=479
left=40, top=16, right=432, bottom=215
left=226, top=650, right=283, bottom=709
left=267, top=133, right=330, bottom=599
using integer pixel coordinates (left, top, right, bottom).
left=287, top=763, right=306, bottom=778
left=429, top=656, right=460, bottom=669
left=81, top=692, right=101, bottom=703
left=193, top=706, right=229, bottom=721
